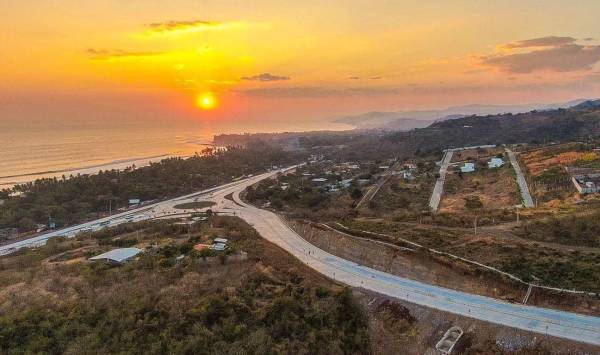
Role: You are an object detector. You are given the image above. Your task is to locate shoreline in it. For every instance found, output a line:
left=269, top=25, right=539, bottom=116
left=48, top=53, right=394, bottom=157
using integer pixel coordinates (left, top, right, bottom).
left=0, top=145, right=215, bottom=189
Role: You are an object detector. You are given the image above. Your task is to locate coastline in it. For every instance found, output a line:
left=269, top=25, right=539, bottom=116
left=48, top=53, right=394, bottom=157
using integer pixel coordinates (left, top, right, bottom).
left=0, top=147, right=214, bottom=189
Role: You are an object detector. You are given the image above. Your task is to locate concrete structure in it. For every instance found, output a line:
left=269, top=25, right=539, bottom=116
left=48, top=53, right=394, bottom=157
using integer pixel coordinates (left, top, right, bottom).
left=429, top=150, right=453, bottom=211
left=506, top=148, right=534, bottom=208
left=311, top=178, right=327, bottom=183
left=487, top=157, right=504, bottom=169
left=460, top=162, right=475, bottom=173
left=89, top=247, right=142, bottom=264
left=436, top=326, right=463, bottom=354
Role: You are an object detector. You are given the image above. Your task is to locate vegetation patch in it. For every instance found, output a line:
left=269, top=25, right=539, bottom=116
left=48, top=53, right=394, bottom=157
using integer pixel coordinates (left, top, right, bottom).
left=173, top=201, right=216, bottom=210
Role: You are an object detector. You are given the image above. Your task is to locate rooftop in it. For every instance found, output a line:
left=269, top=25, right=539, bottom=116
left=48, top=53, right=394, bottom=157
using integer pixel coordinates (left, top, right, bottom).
left=90, top=247, right=142, bottom=263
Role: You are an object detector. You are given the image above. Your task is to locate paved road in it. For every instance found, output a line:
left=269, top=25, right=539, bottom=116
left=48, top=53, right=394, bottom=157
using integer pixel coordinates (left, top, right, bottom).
left=0, top=170, right=290, bottom=255
left=506, top=148, right=534, bottom=208
left=3, top=165, right=600, bottom=346
left=429, top=151, right=454, bottom=211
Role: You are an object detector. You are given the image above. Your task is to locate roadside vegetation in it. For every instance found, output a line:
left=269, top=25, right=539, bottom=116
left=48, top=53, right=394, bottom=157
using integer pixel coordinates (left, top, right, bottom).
left=0, top=217, right=370, bottom=354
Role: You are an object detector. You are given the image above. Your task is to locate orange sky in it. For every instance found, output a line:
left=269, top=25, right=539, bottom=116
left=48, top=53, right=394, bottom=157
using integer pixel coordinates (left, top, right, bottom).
left=2, top=0, right=600, bottom=132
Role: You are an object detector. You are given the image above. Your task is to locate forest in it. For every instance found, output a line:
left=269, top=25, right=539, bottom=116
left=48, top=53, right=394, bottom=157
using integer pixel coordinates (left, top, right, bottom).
left=0, top=145, right=303, bottom=232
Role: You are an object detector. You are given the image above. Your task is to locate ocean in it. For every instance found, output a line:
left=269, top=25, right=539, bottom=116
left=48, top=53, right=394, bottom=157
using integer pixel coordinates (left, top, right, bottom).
left=0, top=122, right=214, bottom=188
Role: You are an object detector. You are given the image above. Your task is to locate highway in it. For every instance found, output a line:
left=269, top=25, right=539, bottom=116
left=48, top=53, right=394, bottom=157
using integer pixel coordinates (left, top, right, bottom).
left=2, top=166, right=600, bottom=346
left=506, top=148, right=534, bottom=208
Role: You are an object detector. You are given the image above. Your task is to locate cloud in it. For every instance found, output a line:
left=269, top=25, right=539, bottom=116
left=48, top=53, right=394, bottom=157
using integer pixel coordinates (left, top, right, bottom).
left=86, top=48, right=165, bottom=60
left=238, top=86, right=402, bottom=97
left=348, top=76, right=360, bottom=80
left=502, top=36, right=576, bottom=49
left=144, top=20, right=237, bottom=36
left=370, top=76, right=382, bottom=80
left=240, top=73, right=290, bottom=82
left=480, top=37, right=600, bottom=73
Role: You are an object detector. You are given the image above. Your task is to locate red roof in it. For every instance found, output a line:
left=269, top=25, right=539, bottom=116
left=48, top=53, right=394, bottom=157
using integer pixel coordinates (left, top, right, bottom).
left=193, top=244, right=211, bottom=251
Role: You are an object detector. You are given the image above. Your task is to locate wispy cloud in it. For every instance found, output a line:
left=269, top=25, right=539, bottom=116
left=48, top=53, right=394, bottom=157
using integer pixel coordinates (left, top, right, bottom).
left=480, top=36, right=600, bottom=73
left=143, top=20, right=240, bottom=36
left=238, top=86, right=401, bottom=97
left=240, top=73, right=290, bottom=82
left=502, top=36, right=576, bottom=49
left=86, top=48, right=165, bottom=60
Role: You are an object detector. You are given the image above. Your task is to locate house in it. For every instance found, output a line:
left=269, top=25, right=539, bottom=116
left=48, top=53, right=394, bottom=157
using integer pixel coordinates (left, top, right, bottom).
left=403, top=171, right=415, bottom=180
left=311, top=178, right=328, bottom=184
left=404, top=163, right=417, bottom=170
left=89, top=248, right=142, bottom=265
left=487, top=158, right=504, bottom=169
left=340, top=179, right=354, bottom=188
left=129, top=199, right=141, bottom=206
left=460, top=162, right=475, bottom=173
left=212, top=243, right=227, bottom=251
left=214, top=238, right=228, bottom=244
left=379, top=165, right=390, bottom=170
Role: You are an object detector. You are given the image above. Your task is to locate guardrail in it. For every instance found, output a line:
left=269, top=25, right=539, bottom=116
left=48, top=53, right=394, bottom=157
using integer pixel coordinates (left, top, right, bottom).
left=305, top=220, right=599, bottom=298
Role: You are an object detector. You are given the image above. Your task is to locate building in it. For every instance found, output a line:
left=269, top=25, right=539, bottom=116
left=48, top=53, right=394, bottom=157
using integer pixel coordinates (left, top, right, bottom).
left=129, top=199, right=141, bottom=206
left=460, top=162, right=475, bottom=173
left=403, top=171, right=415, bottom=180
left=566, top=167, right=600, bottom=194
left=311, top=178, right=328, bottom=184
left=212, top=243, right=227, bottom=251
left=487, top=157, right=504, bottom=169
left=404, top=163, right=417, bottom=170
left=89, top=247, right=142, bottom=265
left=214, top=238, right=228, bottom=244
left=340, top=179, right=354, bottom=188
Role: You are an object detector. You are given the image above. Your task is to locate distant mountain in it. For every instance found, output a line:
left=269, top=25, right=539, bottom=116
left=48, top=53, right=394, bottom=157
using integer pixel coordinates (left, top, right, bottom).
left=335, top=99, right=590, bottom=131
left=572, top=99, right=600, bottom=110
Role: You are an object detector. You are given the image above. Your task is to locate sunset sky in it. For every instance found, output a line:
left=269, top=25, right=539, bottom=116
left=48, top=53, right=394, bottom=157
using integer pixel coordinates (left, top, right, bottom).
left=2, top=0, right=600, bottom=132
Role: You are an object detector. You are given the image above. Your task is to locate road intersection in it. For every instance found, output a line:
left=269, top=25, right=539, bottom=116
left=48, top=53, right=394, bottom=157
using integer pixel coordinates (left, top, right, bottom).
left=2, top=166, right=599, bottom=346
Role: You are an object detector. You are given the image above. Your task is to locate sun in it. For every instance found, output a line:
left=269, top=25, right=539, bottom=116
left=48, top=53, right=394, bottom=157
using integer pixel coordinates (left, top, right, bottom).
left=196, top=93, right=217, bottom=110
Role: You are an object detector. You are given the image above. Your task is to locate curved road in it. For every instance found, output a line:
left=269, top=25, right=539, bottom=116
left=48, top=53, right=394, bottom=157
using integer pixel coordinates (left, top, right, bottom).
left=2, top=166, right=599, bottom=347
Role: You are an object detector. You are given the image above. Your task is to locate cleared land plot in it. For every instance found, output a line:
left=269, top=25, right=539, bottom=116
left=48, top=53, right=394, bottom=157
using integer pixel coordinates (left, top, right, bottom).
left=450, top=146, right=504, bottom=163
left=520, top=144, right=593, bottom=204
left=440, top=164, right=519, bottom=213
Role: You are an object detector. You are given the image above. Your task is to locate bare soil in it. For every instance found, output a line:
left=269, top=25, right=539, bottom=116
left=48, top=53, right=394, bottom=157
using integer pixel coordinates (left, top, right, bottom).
left=440, top=165, right=519, bottom=212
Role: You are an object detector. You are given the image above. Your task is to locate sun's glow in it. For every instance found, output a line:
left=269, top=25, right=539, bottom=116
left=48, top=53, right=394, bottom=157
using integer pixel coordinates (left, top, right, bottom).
left=196, top=93, right=217, bottom=110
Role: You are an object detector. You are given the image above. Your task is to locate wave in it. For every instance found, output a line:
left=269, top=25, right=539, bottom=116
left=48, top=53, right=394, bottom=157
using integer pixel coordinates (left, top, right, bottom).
left=0, top=153, right=176, bottom=180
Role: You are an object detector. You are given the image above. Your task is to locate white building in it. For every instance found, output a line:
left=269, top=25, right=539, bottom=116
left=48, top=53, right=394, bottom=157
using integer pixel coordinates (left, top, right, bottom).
left=487, top=157, right=504, bottom=169
left=90, top=248, right=143, bottom=265
left=460, top=162, right=475, bottom=173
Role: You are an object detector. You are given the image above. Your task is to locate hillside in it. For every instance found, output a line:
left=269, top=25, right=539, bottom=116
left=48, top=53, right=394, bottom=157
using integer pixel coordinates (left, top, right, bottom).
left=387, top=105, right=600, bottom=149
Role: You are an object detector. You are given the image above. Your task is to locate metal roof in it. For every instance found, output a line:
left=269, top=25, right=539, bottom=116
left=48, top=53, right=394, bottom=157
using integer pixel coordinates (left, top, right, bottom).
left=90, top=247, right=142, bottom=263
